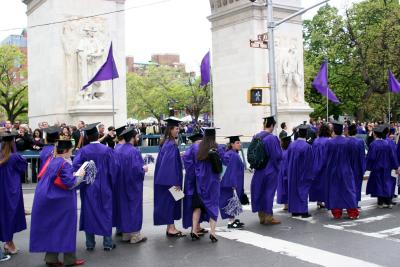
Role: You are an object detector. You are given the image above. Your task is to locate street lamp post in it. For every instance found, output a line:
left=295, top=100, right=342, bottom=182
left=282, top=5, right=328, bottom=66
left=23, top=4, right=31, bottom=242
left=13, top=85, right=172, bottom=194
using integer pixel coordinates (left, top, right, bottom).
left=257, top=0, right=331, bottom=120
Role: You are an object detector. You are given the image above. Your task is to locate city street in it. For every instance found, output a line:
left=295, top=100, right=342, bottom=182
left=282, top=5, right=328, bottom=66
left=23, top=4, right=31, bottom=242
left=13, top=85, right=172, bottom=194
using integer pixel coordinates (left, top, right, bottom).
left=4, top=171, right=400, bottom=267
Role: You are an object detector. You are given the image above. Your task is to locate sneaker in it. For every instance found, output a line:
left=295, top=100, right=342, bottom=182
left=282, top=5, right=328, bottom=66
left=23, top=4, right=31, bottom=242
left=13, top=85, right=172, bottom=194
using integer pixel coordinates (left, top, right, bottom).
left=227, top=222, right=244, bottom=229
left=0, top=255, right=11, bottom=262
left=234, top=219, right=245, bottom=226
left=130, top=234, right=147, bottom=244
left=103, top=244, right=116, bottom=251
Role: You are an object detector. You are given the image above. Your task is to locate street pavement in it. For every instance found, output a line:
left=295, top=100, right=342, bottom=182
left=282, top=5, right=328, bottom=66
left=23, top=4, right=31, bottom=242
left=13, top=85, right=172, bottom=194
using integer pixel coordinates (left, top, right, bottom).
left=5, top=170, right=400, bottom=267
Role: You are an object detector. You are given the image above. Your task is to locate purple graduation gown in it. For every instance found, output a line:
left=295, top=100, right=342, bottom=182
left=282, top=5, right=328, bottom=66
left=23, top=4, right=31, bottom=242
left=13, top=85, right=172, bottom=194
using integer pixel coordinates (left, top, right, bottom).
left=366, top=139, right=398, bottom=198
left=39, top=144, right=54, bottom=172
left=250, top=132, right=282, bottom=214
left=347, top=137, right=366, bottom=201
left=153, top=139, right=183, bottom=225
left=112, top=143, right=123, bottom=227
left=309, top=137, right=329, bottom=202
left=325, top=136, right=357, bottom=210
left=182, top=144, right=209, bottom=229
left=219, top=149, right=244, bottom=219
left=277, top=149, right=289, bottom=204
left=0, top=154, right=27, bottom=242
left=73, top=143, right=116, bottom=236
left=193, top=144, right=224, bottom=221
left=286, top=139, right=314, bottom=213
left=30, top=157, right=78, bottom=253
left=114, top=144, right=145, bottom=233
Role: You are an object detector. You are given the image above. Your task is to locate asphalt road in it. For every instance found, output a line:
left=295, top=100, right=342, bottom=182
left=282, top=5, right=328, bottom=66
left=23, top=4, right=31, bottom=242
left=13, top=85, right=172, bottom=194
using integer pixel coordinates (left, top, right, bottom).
left=5, top=172, right=400, bottom=267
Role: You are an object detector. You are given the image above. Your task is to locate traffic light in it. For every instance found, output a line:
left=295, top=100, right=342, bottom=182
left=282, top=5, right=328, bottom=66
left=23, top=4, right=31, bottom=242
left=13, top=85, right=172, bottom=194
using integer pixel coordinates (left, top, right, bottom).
left=247, top=87, right=270, bottom=106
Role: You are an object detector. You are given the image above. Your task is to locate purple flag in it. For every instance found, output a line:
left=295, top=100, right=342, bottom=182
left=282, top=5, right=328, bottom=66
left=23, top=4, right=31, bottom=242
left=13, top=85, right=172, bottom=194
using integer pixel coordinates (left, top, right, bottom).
left=82, top=42, right=119, bottom=91
left=312, top=61, right=340, bottom=103
left=200, top=51, right=210, bottom=86
left=388, top=69, right=400, bottom=93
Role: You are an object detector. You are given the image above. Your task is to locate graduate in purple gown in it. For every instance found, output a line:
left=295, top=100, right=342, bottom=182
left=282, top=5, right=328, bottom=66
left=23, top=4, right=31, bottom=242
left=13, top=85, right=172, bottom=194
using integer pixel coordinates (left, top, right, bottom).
left=347, top=124, right=366, bottom=204
left=112, top=125, right=125, bottom=235
left=30, top=139, right=85, bottom=267
left=153, top=118, right=185, bottom=237
left=309, top=123, right=331, bottom=208
left=219, top=135, right=245, bottom=229
left=192, top=128, right=223, bottom=242
left=325, top=122, right=359, bottom=219
left=114, top=127, right=148, bottom=244
left=277, top=135, right=292, bottom=210
left=366, top=126, right=400, bottom=208
left=286, top=126, right=314, bottom=218
left=0, top=132, right=27, bottom=255
left=182, top=133, right=209, bottom=233
left=250, top=116, right=282, bottom=225
left=39, top=127, right=60, bottom=173
left=73, top=123, right=116, bottom=251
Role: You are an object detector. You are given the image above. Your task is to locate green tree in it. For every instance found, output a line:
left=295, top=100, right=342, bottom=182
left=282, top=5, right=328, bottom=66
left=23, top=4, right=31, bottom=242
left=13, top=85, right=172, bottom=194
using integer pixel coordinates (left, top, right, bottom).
left=0, top=45, right=28, bottom=123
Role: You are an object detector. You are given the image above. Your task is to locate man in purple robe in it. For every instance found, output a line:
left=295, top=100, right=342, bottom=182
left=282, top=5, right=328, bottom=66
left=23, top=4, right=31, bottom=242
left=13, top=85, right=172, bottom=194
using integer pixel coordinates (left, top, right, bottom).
left=39, top=127, right=60, bottom=173
left=114, top=127, right=148, bottom=244
left=182, top=133, right=209, bottom=232
left=325, top=122, right=359, bottom=219
left=277, top=135, right=292, bottom=210
left=0, top=132, right=27, bottom=255
left=286, top=126, right=314, bottom=218
left=250, top=116, right=282, bottom=225
left=347, top=124, right=366, bottom=204
left=366, top=126, right=400, bottom=208
left=219, top=135, right=245, bottom=228
left=73, top=123, right=116, bottom=251
left=30, top=139, right=85, bottom=266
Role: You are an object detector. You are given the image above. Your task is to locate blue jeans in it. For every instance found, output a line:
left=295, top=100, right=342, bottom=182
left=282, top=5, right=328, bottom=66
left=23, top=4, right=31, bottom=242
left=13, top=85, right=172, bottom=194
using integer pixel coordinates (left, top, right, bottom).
left=85, top=232, right=113, bottom=248
left=0, top=243, right=3, bottom=259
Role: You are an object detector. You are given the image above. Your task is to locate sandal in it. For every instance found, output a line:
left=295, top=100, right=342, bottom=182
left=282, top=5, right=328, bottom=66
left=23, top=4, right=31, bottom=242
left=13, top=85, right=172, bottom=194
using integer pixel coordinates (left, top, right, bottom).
left=166, top=231, right=186, bottom=238
left=4, top=244, right=18, bottom=255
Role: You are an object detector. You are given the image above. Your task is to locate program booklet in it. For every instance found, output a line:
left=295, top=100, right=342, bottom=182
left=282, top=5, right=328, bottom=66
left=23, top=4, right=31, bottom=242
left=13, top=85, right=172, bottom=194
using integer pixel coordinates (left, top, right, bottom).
left=168, top=186, right=185, bottom=201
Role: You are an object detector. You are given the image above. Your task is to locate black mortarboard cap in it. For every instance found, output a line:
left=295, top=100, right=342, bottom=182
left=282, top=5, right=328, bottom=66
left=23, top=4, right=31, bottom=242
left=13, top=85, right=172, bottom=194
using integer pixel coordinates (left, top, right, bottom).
left=381, top=124, right=390, bottom=136
left=0, top=132, right=18, bottom=142
left=188, top=133, right=203, bottom=143
left=115, top=126, right=126, bottom=137
left=203, top=127, right=218, bottom=137
left=164, top=117, right=182, bottom=127
left=263, top=116, right=276, bottom=126
left=56, top=139, right=73, bottom=151
left=373, top=126, right=385, bottom=134
left=83, top=122, right=100, bottom=136
left=348, top=124, right=357, bottom=132
left=44, top=126, right=60, bottom=139
left=225, top=135, right=242, bottom=143
left=332, top=121, right=343, bottom=132
left=298, top=125, right=309, bottom=135
left=120, top=126, right=137, bottom=139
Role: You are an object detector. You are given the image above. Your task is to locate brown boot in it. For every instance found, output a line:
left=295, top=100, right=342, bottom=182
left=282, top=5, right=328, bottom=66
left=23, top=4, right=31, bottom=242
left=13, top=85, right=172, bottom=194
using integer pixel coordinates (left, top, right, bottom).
left=264, top=215, right=281, bottom=225
left=258, top=212, right=266, bottom=224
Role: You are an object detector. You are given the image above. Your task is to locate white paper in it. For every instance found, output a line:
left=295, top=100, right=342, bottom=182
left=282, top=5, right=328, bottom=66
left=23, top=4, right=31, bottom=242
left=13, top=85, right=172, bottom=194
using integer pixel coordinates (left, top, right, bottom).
left=74, top=161, right=89, bottom=177
left=168, top=186, right=185, bottom=201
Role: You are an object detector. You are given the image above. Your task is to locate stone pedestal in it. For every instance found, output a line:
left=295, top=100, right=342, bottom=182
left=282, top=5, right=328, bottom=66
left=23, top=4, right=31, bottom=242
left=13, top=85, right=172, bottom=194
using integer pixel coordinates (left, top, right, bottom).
left=23, top=0, right=127, bottom=127
left=208, top=0, right=313, bottom=141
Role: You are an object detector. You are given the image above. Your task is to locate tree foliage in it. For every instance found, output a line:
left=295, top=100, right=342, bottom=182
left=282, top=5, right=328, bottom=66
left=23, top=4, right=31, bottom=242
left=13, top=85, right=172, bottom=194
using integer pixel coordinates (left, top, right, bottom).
left=0, top=45, right=28, bottom=123
left=304, top=0, right=400, bottom=121
left=126, top=65, right=210, bottom=122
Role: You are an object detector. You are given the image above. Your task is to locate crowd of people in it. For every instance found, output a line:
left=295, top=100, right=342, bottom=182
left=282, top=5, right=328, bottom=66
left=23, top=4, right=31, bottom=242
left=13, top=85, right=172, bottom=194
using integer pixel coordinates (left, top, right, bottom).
left=1, top=115, right=400, bottom=266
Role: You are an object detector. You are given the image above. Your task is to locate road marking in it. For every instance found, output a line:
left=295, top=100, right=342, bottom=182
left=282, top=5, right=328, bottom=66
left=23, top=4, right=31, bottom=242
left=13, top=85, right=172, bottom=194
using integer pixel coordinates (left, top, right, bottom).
left=324, top=225, right=400, bottom=243
left=216, top=228, right=382, bottom=267
left=325, top=214, right=395, bottom=229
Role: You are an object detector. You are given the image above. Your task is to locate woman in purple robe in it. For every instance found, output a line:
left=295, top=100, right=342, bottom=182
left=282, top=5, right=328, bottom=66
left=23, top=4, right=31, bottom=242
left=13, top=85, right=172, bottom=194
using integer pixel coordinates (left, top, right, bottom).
left=0, top=132, right=27, bottom=255
left=153, top=118, right=185, bottom=237
left=286, top=126, right=314, bottom=218
left=250, top=116, right=282, bottom=225
left=366, top=126, right=399, bottom=208
left=309, top=124, right=331, bottom=208
left=219, top=135, right=245, bottom=229
left=347, top=124, right=366, bottom=204
left=276, top=136, right=292, bottom=210
left=182, top=133, right=209, bottom=233
left=325, top=122, right=359, bottom=219
left=30, top=139, right=85, bottom=267
left=73, top=123, right=116, bottom=251
left=192, top=128, right=223, bottom=242
left=115, top=127, right=148, bottom=244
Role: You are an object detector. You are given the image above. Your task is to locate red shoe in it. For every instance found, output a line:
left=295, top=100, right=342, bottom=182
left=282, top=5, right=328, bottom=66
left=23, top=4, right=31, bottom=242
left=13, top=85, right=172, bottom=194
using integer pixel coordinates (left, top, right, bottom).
left=65, top=259, right=85, bottom=266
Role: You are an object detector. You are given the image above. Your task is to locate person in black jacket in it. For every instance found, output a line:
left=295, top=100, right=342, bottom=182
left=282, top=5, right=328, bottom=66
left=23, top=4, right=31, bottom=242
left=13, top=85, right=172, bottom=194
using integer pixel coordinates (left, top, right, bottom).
left=15, top=125, right=33, bottom=151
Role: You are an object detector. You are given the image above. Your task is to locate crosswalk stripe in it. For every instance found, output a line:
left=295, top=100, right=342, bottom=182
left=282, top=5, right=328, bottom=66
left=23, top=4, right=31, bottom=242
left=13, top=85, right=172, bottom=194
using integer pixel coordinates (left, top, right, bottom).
left=328, top=214, right=394, bottom=229
left=323, top=225, right=400, bottom=243
left=215, top=228, right=381, bottom=267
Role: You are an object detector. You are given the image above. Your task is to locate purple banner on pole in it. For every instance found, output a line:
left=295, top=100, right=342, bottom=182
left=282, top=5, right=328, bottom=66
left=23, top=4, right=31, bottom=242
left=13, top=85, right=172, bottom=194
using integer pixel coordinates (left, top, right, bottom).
left=312, top=61, right=340, bottom=104
left=200, top=51, right=210, bottom=86
left=82, top=42, right=119, bottom=91
left=388, top=69, right=400, bottom=93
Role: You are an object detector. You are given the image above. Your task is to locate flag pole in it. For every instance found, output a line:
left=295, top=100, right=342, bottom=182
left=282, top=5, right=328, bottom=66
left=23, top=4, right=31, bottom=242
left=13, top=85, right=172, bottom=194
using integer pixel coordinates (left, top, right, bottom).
left=209, top=50, right=213, bottom=127
left=326, top=60, right=329, bottom=122
left=388, top=89, right=391, bottom=124
left=112, top=78, right=115, bottom=126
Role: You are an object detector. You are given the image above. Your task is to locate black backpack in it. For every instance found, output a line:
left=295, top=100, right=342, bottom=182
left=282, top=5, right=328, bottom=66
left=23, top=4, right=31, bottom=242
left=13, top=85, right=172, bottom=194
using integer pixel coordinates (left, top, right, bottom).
left=208, top=148, right=223, bottom=174
left=247, top=132, right=269, bottom=170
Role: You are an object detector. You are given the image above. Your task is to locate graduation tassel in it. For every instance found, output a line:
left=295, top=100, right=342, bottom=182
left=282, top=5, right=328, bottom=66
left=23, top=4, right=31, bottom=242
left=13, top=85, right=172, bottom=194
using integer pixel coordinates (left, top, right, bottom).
left=223, top=189, right=243, bottom=217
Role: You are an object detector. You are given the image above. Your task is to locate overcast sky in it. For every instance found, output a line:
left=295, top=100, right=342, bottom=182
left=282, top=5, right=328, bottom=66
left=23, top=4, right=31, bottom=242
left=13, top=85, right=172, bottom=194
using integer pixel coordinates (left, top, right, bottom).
left=0, top=0, right=360, bottom=73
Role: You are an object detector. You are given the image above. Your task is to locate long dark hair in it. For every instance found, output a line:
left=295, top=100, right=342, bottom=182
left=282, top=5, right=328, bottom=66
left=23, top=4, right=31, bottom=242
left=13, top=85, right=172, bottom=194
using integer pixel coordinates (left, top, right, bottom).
left=318, top=124, right=331, bottom=138
left=160, top=126, right=177, bottom=146
left=197, top=134, right=217, bottom=161
left=0, top=141, right=15, bottom=165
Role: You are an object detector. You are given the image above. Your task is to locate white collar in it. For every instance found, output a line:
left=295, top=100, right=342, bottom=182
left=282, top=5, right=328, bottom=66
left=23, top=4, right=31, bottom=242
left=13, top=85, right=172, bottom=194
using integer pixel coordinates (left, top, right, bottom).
left=90, top=141, right=100, bottom=144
